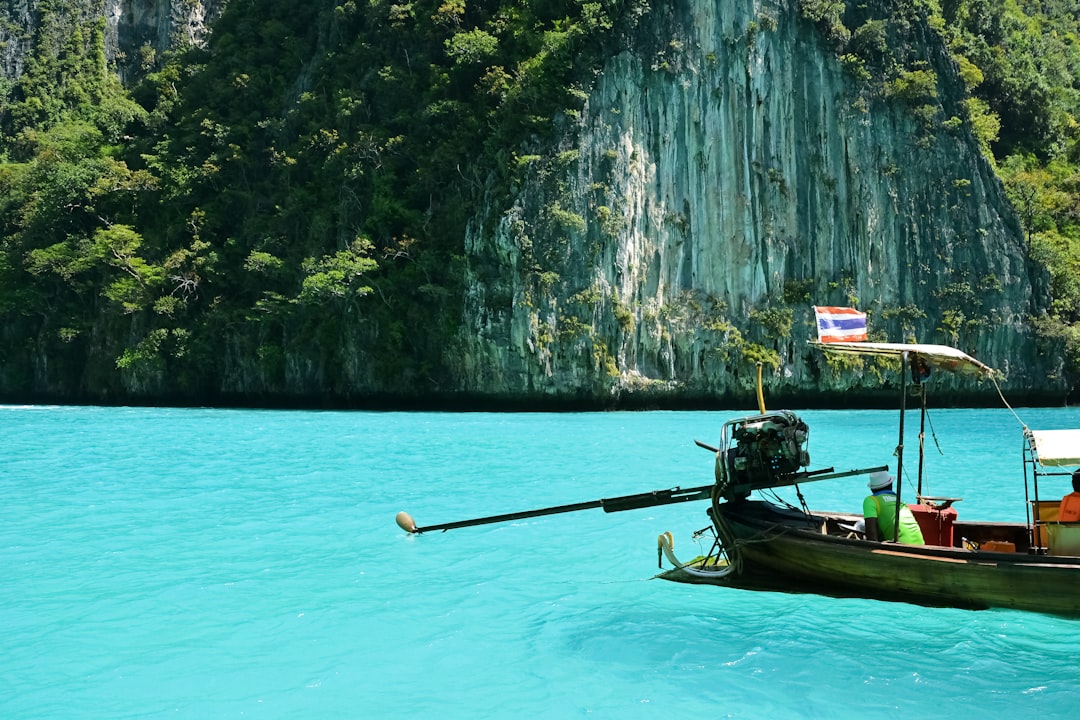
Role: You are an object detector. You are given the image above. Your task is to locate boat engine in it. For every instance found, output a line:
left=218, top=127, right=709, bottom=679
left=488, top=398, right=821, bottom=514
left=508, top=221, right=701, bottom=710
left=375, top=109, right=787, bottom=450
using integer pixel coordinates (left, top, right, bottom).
left=715, top=411, right=810, bottom=499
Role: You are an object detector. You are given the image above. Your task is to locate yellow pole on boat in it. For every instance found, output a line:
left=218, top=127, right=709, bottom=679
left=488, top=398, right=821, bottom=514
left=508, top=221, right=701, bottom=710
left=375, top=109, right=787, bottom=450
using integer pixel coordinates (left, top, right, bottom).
left=755, top=362, right=766, bottom=414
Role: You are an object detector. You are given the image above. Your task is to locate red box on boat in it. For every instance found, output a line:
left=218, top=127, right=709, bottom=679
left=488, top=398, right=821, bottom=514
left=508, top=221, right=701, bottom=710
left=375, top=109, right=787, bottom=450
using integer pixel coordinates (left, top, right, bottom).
left=908, top=504, right=957, bottom=547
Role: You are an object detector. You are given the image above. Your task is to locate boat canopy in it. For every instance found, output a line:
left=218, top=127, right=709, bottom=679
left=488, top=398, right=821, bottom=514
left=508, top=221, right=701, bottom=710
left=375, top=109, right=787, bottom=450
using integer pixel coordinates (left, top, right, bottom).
left=808, top=341, right=995, bottom=378
left=1026, top=429, right=1080, bottom=467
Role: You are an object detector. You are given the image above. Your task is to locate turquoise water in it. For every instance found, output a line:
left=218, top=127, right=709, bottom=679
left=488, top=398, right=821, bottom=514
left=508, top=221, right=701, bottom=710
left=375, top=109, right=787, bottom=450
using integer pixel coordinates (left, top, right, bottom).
left=3, top=405, right=1080, bottom=719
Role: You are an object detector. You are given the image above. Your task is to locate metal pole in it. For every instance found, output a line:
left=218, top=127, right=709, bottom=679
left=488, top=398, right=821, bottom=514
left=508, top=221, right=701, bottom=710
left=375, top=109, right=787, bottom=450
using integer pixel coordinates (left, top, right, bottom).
left=396, top=483, right=715, bottom=534
left=917, top=383, right=927, bottom=498
left=894, top=352, right=908, bottom=542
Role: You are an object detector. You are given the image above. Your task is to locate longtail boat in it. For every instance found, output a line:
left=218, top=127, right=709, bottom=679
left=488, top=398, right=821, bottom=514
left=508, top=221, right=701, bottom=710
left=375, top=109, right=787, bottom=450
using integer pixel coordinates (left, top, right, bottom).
left=395, top=340, right=1080, bottom=618
left=657, top=342, right=1080, bottom=617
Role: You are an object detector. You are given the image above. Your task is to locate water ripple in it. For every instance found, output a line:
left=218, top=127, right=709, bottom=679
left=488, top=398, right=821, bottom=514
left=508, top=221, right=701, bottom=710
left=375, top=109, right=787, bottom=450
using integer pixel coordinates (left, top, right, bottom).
left=2, top=406, right=1079, bottom=719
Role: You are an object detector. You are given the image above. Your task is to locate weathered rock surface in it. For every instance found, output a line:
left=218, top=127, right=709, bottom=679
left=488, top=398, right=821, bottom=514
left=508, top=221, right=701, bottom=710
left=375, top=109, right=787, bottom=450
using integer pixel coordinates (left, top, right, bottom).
left=1, top=0, right=223, bottom=84
left=453, top=0, right=1059, bottom=407
left=0, top=0, right=1065, bottom=408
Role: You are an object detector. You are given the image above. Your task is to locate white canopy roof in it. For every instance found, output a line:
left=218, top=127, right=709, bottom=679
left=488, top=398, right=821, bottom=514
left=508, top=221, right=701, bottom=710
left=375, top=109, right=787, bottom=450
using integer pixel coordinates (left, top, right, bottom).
left=809, top=341, right=995, bottom=378
left=1027, top=429, right=1080, bottom=467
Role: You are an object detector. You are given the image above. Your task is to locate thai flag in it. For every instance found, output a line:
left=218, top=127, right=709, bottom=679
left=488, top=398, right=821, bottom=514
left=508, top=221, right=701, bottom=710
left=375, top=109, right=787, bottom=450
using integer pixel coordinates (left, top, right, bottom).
left=813, top=306, right=867, bottom=343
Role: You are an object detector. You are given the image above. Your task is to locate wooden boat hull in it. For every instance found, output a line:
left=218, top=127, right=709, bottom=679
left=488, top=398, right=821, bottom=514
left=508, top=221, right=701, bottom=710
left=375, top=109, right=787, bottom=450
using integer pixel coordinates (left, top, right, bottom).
left=660, top=501, right=1080, bottom=617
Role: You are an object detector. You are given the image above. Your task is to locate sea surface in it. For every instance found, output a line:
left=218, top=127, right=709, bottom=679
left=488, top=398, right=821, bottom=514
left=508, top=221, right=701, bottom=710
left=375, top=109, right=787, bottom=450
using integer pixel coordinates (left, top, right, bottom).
left=3, top=404, right=1080, bottom=719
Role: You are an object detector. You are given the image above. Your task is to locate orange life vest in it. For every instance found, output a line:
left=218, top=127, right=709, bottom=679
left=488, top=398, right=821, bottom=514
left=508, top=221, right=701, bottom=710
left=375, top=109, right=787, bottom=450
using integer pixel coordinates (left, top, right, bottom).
left=1058, top=492, right=1080, bottom=522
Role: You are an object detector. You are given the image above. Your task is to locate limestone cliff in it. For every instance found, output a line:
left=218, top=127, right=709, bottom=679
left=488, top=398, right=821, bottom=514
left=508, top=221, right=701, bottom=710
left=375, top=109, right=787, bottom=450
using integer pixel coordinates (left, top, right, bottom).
left=453, top=0, right=1058, bottom=406
left=0, top=0, right=1065, bottom=408
left=0, top=0, right=223, bottom=84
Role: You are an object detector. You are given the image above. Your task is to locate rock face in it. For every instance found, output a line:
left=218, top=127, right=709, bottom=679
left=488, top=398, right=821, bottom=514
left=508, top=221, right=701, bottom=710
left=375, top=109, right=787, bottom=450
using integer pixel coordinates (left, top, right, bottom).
left=452, top=0, right=1059, bottom=407
left=0, top=0, right=1065, bottom=407
left=0, top=0, right=224, bottom=84
left=108, top=0, right=222, bottom=82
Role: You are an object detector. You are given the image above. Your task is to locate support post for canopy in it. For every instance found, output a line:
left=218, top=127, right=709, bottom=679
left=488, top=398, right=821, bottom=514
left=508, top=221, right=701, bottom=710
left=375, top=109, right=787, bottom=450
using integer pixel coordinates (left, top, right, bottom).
left=917, top=382, right=927, bottom=498
left=894, top=352, right=908, bottom=543
left=1029, top=431, right=1044, bottom=553
left=1023, top=431, right=1036, bottom=550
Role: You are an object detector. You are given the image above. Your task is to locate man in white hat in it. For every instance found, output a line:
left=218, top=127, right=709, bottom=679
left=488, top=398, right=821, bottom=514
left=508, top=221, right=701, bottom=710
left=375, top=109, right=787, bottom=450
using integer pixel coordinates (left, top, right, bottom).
left=862, top=470, right=925, bottom=544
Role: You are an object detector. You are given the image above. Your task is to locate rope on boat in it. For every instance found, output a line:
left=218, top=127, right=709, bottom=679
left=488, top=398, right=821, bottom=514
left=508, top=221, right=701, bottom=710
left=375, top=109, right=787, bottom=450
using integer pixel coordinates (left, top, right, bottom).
left=990, top=372, right=1028, bottom=431
left=711, top=483, right=744, bottom=573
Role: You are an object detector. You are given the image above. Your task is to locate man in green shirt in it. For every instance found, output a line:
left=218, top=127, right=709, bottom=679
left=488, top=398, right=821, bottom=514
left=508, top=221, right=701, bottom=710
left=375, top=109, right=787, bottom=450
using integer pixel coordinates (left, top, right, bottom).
left=863, top=470, right=925, bottom=545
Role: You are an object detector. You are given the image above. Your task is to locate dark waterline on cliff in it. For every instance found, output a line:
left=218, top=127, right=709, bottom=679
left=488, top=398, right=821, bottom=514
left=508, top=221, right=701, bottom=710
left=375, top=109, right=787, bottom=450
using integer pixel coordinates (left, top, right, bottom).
left=1, top=388, right=1071, bottom=411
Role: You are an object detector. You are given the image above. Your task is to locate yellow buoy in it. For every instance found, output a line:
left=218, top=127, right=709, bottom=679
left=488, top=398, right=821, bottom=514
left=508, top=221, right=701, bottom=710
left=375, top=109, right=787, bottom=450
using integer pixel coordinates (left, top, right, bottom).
left=395, top=511, right=418, bottom=533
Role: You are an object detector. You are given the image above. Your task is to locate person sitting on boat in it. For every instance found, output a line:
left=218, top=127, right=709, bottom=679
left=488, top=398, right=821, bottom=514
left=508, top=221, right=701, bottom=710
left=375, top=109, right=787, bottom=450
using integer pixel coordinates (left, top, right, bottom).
left=863, top=470, right=925, bottom=545
left=1058, top=469, right=1080, bottom=522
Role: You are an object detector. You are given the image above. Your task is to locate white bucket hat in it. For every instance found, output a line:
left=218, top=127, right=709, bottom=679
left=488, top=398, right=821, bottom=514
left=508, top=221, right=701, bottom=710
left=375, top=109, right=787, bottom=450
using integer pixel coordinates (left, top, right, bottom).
left=868, top=470, right=893, bottom=490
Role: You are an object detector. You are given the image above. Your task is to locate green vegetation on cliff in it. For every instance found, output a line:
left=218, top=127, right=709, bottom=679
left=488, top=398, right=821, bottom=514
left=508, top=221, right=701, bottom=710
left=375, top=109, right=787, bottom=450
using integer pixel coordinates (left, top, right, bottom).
left=802, top=0, right=1080, bottom=377
left=0, top=0, right=643, bottom=401
left=0, top=0, right=1078, bottom=402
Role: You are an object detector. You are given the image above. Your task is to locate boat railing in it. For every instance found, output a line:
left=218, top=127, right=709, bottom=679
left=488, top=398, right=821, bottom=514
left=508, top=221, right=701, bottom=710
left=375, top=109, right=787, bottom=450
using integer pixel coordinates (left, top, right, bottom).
left=1023, top=428, right=1080, bottom=554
